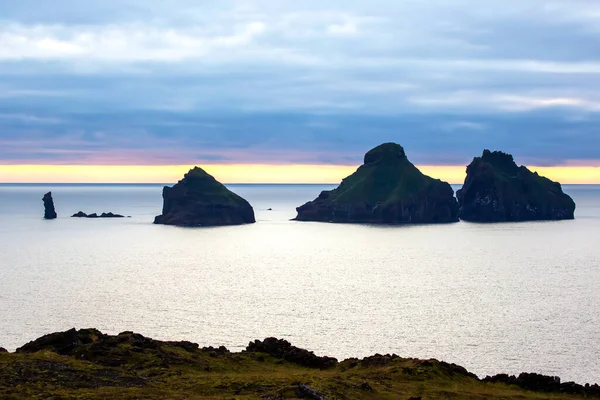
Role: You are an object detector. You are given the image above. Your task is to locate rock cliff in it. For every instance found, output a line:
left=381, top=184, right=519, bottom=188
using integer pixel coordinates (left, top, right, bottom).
left=295, top=143, right=459, bottom=224
left=154, top=167, right=255, bottom=227
left=457, top=150, right=576, bottom=222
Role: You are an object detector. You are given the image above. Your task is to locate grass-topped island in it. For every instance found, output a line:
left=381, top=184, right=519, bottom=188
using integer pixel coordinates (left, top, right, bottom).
left=1, top=329, right=598, bottom=399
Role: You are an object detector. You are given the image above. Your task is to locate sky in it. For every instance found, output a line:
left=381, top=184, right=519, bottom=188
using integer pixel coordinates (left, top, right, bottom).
left=1, top=0, right=599, bottom=183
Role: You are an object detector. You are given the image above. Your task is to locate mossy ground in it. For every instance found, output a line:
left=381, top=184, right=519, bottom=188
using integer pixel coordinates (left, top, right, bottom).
left=0, top=333, right=588, bottom=399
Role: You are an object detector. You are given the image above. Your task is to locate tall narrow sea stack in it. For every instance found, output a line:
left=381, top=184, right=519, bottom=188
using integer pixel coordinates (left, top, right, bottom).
left=154, top=167, right=255, bottom=227
left=457, top=150, right=576, bottom=222
left=42, top=192, right=57, bottom=220
left=295, top=143, right=459, bottom=224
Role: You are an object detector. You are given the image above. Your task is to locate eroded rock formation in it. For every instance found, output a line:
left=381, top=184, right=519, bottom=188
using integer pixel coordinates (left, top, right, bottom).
left=457, top=150, right=576, bottom=222
left=295, top=143, right=459, bottom=224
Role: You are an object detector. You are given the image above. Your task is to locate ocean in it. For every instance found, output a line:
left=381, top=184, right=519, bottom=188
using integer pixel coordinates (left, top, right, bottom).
left=0, top=183, right=598, bottom=384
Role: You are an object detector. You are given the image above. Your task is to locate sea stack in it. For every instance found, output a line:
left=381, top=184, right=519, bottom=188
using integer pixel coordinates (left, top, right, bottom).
left=154, top=167, right=256, bottom=227
left=456, top=150, right=576, bottom=222
left=42, top=192, right=57, bottom=220
left=295, top=143, right=459, bottom=224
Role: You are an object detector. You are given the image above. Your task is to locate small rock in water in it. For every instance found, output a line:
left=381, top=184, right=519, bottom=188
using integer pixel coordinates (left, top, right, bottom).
left=71, top=212, right=125, bottom=218
left=42, top=192, right=57, bottom=220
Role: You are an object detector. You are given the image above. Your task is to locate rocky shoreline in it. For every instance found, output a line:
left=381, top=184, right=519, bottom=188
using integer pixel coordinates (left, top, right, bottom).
left=1, top=328, right=597, bottom=399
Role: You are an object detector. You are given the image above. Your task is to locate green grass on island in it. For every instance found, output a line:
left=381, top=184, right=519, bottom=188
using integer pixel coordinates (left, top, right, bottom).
left=1, top=329, right=598, bottom=399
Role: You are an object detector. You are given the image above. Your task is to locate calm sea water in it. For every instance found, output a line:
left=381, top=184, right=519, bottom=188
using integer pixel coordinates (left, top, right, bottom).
left=0, top=184, right=598, bottom=383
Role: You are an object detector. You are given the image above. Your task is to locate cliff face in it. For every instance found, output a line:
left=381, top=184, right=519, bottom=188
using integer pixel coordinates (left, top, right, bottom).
left=42, top=192, right=57, bottom=220
left=295, top=143, right=459, bottom=224
left=456, top=150, right=576, bottom=222
left=154, top=167, right=255, bottom=227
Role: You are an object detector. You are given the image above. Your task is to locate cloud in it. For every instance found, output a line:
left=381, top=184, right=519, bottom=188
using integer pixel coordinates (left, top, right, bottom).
left=0, top=0, right=600, bottom=167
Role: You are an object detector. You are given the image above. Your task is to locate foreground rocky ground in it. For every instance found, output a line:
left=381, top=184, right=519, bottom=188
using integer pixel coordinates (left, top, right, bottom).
left=0, top=329, right=598, bottom=399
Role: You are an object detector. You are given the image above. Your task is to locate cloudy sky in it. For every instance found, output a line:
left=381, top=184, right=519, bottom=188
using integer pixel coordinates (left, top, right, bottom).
left=1, top=0, right=599, bottom=181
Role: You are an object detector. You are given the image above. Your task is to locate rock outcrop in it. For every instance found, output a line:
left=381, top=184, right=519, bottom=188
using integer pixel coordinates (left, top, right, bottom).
left=246, top=338, right=338, bottom=369
left=457, top=150, right=576, bottom=222
left=42, top=192, right=57, bottom=220
left=154, top=166, right=256, bottom=227
left=295, top=143, right=459, bottom=224
left=71, top=212, right=126, bottom=218
left=484, top=373, right=600, bottom=396
left=3, top=328, right=600, bottom=399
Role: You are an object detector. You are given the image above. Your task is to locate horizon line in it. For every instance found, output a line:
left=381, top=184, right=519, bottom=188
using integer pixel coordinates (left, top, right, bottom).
left=1, top=164, right=599, bottom=185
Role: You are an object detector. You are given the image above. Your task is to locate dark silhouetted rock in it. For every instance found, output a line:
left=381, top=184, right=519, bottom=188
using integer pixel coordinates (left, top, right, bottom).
left=154, top=166, right=256, bottom=227
left=295, top=143, right=459, bottom=224
left=0, top=347, right=7, bottom=353
left=246, top=338, right=337, bottom=369
left=43, top=192, right=57, bottom=220
left=17, top=328, right=102, bottom=355
left=457, top=150, right=576, bottom=222
left=100, top=212, right=125, bottom=218
left=72, top=212, right=125, bottom=218
left=483, top=373, right=600, bottom=396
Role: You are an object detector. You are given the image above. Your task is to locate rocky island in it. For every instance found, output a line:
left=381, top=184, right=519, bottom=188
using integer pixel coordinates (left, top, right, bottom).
left=154, top=166, right=255, bottom=227
left=0, top=328, right=598, bottom=399
left=72, top=212, right=127, bottom=218
left=457, top=150, right=576, bottom=222
left=42, top=192, right=57, bottom=220
left=295, top=143, right=459, bottom=224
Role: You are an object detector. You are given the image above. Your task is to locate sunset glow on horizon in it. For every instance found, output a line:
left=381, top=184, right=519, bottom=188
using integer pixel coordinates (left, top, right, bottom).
left=1, top=164, right=599, bottom=185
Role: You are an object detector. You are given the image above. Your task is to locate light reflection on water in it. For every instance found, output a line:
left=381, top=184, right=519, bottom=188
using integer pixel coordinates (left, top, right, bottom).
left=0, top=184, right=598, bottom=384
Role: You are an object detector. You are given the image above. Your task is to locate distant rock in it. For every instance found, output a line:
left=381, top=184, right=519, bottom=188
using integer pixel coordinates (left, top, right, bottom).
left=154, top=166, right=256, bottom=227
left=295, top=143, right=459, bottom=224
left=0, top=347, right=7, bottom=353
left=456, top=150, right=576, bottom=222
left=42, top=192, right=57, bottom=220
left=71, top=212, right=125, bottom=218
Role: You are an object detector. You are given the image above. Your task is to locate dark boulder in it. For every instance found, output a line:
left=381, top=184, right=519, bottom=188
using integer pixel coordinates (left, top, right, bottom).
left=457, top=150, right=576, bottom=222
left=43, top=192, right=57, bottom=220
left=0, top=347, right=7, bottom=353
left=154, top=166, right=256, bottom=227
left=295, top=143, right=459, bottom=224
left=72, top=211, right=88, bottom=218
left=246, top=338, right=337, bottom=369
